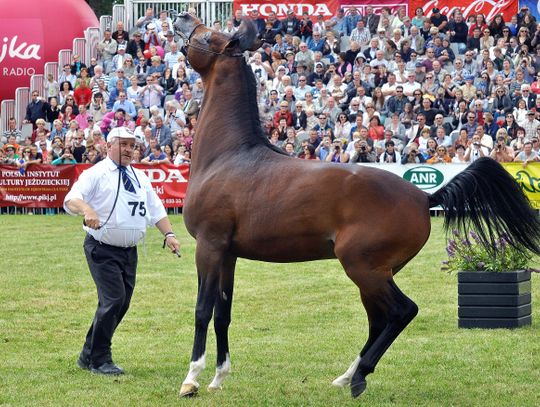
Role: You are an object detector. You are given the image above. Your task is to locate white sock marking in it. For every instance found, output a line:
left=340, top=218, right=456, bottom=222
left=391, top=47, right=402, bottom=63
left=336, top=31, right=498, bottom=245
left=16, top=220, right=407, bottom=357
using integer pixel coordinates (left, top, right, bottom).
left=332, top=356, right=361, bottom=387
left=182, top=354, right=206, bottom=387
left=208, top=353, right=231, bottom=390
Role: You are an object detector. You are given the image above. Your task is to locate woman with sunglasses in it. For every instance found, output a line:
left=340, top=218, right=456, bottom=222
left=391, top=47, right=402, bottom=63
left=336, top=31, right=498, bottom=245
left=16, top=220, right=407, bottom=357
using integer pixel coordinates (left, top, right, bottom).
left=426, top=145, right=451, bottom=164
left=517, top=26, right=532, bottom=48
left=492, top=87, right=513, bottom=118
left=479, top=28, right=494, bottom=50
left=58, top=81, right=74, bottom=105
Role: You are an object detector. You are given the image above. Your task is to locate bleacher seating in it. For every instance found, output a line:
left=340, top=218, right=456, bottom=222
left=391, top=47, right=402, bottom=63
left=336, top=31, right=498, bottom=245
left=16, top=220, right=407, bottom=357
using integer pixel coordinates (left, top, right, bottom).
left=0, top=1, right=232, bottom=132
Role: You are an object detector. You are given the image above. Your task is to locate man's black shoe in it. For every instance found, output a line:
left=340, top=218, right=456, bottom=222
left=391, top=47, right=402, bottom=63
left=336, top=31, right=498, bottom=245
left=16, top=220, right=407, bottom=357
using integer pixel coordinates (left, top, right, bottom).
left=77, top=355, right=91, bottom=370
left=91, top=362, right=125, bottom=376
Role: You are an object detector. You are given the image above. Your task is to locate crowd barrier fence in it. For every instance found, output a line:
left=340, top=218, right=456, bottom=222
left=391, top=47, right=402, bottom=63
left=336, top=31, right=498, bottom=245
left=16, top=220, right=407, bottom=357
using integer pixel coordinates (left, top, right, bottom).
left=1, top=162, right=539, bottom=213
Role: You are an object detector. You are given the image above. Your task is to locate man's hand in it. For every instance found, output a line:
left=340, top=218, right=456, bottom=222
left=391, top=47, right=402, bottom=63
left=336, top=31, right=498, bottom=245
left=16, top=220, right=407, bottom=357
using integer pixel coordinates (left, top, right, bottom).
left=165, top=235, right=181, bottom=256
left=83, top=207, right=100, bottom=229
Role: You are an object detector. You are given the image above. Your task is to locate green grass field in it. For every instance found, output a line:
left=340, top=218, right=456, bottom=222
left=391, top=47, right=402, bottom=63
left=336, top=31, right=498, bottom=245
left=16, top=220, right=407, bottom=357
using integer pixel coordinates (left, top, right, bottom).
left=0, top=215, right=538, bottom=407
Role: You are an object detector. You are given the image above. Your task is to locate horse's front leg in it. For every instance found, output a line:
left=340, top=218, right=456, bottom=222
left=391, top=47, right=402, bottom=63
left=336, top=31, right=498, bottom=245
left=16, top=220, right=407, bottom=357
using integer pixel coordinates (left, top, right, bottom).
left=179, top=241, right=223, bottom=397
left=208, top=254, right=236, bottom=391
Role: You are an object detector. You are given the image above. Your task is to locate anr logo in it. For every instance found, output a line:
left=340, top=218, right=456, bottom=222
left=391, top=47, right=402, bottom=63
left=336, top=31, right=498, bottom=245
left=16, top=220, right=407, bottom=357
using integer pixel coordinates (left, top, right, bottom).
left=403, top=167, right=444, bottom=190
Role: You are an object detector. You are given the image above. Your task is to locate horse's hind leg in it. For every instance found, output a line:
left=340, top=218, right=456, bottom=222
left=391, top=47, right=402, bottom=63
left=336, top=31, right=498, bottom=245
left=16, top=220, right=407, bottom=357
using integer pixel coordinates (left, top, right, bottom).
left=332, top=285, right=388, bottom=389
left=180, top=242, right=224, bottom=397
left=208, top=254, right=237, bottom=391
left=350, top=276, right=418, bottom=398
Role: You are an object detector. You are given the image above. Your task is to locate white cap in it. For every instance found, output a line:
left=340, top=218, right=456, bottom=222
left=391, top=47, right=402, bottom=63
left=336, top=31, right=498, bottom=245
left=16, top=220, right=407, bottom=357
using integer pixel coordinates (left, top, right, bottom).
left=108, top=127, right=136, bottom=142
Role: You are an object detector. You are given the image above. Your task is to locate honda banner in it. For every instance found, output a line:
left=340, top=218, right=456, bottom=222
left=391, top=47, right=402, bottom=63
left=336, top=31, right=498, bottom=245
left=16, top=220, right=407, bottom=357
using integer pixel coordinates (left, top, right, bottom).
left=408, top=0, right=518, bottom=22
left=233, top=1, right=408, bottom=19
left=0, top=164, right=189, bottom=208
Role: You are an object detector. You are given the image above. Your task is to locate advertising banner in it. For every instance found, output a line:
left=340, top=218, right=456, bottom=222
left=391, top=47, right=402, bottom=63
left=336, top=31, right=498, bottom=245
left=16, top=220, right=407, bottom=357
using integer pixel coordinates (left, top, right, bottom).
left=0, top=0, right=98, bottom=102
left=360, top=162, right=540, bottom=209
left=501, top=163, right=540, bottom=209
left=358, top=163, right=469, bottom=193
left=233, top=1, right=408, bottom=19
left=0, top=164, right=189, bottom=208
left=520, top=0, right=540, bottom=22
left=408, top=0, right=518, bottom=22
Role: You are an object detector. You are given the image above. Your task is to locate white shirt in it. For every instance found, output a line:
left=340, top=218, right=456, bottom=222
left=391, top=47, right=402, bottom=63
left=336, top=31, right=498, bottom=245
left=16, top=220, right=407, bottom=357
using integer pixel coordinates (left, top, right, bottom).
left=64, top=157, right=166, bottom=247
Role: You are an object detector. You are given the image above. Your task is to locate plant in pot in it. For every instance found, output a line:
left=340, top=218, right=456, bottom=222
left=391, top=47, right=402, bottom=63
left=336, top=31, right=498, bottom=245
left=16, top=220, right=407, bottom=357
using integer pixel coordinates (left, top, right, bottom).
left=445, top=230, right=534, bottom=329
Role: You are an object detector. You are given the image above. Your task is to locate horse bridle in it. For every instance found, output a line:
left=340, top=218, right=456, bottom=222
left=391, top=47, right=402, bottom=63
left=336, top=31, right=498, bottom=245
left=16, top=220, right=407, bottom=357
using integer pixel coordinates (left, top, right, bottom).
left=176, top=19, right=244, bottom=58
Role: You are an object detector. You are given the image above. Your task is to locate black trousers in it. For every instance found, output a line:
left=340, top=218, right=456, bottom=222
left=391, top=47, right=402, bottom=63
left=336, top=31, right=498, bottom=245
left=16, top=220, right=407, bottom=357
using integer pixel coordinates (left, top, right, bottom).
left=81, top=234, right=137, bottom=366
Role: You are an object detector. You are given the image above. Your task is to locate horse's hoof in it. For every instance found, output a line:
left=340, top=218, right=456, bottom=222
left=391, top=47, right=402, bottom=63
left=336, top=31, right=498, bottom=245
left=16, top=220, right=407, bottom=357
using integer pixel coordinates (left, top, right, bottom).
left=207, top=385, right=222, bottom=392
left=331, top=375, right=351, bottom=388
left=179, top=383, right=199, bottom=398
left=350, top=379, right=367, bottom=398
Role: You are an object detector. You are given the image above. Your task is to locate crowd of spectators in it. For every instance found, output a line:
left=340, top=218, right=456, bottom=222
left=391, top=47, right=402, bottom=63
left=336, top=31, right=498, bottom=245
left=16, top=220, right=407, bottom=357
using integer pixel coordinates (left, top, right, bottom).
left=2, top=5, right=540, bottom=171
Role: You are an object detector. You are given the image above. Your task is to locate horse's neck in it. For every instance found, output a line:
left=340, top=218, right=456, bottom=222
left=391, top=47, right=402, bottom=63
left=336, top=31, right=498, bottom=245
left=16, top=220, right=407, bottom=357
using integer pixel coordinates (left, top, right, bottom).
left=191, top=60, right=264, bottom=166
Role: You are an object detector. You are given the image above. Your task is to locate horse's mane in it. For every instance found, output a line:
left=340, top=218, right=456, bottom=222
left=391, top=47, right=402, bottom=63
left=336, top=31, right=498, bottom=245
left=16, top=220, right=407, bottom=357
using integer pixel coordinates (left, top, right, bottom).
left=237, top=60, right=287, bottom=156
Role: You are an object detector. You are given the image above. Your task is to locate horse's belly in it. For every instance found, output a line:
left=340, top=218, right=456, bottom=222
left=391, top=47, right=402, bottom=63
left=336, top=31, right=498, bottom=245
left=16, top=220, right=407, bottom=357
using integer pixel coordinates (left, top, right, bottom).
left=230, top=235, right=336, bottom=263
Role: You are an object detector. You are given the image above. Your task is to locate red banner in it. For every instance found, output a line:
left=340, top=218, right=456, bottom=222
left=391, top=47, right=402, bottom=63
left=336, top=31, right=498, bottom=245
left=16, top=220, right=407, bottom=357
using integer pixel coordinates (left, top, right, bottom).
left=233, top=1, right=409, bottom=19
left=0, top=164, right=189, bottom=208
left=408, top=0, right=518, bottom=22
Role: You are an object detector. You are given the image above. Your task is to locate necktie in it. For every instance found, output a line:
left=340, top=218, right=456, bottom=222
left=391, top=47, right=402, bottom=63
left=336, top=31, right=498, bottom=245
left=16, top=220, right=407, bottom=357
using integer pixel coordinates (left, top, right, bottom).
left=118, top=166, right=136, bottom=193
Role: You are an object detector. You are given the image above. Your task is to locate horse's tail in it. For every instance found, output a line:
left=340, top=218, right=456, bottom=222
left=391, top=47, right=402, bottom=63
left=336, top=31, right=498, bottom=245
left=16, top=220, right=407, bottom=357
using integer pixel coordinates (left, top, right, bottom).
left=428, top=157, right=540, bottom=254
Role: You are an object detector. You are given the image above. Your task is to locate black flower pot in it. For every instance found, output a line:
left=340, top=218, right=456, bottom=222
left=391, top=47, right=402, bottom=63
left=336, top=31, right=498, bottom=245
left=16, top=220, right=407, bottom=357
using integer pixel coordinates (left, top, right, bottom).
left=458, top=270, right=531, bottom=328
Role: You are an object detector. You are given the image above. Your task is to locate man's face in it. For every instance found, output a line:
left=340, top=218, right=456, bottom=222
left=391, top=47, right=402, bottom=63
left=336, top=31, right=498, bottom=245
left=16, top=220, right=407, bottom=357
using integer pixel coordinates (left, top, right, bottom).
left=108, top=138, right=135, bottom=166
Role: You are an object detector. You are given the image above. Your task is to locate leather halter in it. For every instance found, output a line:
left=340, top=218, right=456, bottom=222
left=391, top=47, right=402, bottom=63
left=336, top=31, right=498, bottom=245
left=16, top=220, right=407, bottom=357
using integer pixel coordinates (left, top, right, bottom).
left=176, top=22, right=244, bottom=58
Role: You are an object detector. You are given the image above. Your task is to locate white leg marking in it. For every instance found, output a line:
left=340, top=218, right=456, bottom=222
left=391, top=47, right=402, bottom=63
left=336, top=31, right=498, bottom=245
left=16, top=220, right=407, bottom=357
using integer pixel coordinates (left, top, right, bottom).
left=332, top=356, right=361, bottom=388
left=208, top=353, right=231, bottom=391
left=182, top=354, right=206, bottom=388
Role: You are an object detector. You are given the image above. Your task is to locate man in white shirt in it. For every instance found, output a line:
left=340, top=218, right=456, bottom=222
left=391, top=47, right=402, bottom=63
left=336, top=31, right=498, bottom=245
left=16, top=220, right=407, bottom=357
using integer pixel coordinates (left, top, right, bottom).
left=402, top=71, right=421, bottom=98
left=64, top=127, right=180, bottom=376
left=464, top=133, right=490, bottom=162
left=164, top=42, right=182, bottom=68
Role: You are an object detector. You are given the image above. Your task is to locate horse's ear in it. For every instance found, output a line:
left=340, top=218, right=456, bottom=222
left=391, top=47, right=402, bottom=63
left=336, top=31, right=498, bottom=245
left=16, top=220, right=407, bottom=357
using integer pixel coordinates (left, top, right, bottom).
left=228, top=18, right=260, bottom=52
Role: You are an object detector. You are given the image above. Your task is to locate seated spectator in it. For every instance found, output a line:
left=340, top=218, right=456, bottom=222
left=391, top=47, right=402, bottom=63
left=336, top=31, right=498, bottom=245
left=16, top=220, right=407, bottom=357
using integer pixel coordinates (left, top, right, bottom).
left=349, top=139, right=376, bottom=163
left=490, top=134, right=515, bottom=162
left=426, top=145, right=452, bottom=164
left=2, top=144, right=19, bottom=165
left=52, top=146, right=77, bottom=165
left=99, top=109, right=135, bottom=137
left=378, top=140, right=401, bottom=163
left=401, top=142, right=426, bottom=163
left=71, top=131, right=87, bottom=163
left=59, top=106, right=76, bottom=130
left=152, top=116, right=172, bottom=146
left=75, top=105, right=92, bottom=130
left=514, top=140, right=539, bottom=166
left=112, top=91, right=137, bottom=119
left=326, top=139, right=349, bottom=163
left=464, top=133, right=490, bottom=162
left=141, top=144, right=170, bottom=165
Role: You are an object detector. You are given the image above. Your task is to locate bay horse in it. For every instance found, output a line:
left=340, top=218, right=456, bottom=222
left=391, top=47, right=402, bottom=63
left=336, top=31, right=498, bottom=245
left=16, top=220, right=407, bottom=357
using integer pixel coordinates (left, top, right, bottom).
left=174, top=13, right=540, bottom=399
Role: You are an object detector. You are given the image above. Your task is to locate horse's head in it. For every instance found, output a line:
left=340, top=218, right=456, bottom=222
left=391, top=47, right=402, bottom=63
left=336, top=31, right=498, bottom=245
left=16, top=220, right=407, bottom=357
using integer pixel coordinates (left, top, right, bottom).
left=173, top=12, right=260, bottom=74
